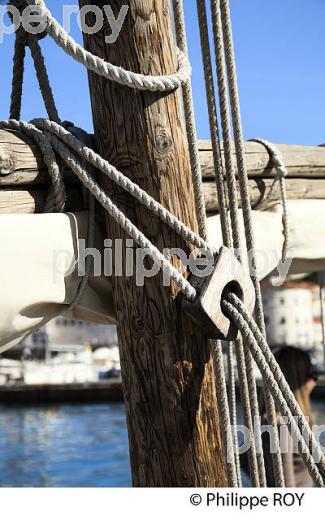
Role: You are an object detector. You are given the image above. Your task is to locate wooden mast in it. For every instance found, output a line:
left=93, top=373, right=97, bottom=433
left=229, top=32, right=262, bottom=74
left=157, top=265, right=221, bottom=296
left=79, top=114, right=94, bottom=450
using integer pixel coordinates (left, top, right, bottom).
left=78, top=1, right=227, bottom=486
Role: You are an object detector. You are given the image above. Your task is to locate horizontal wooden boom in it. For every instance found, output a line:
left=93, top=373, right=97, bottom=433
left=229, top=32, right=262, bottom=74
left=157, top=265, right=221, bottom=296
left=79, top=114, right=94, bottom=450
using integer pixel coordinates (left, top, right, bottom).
left=1, top=130, right=325, bottom=213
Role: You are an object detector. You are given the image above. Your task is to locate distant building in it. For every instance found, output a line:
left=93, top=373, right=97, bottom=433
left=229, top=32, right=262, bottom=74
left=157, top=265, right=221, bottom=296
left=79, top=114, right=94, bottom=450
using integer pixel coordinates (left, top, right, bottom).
left=46, top=318, right=118, bottom=348
left=262, top=281, right=325, bottom=365
left=0, top=319, right=121, bottom=385
left=262, top=282, right=315, bottom=347
left=9, top=318, right=118, bottom=360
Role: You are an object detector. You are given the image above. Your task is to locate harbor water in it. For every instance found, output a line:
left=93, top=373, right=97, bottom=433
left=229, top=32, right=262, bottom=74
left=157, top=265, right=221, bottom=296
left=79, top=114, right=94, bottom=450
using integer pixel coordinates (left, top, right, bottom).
left=0, top=400, right=324, bottom=487
left=0, top=403, right=131, bottom=487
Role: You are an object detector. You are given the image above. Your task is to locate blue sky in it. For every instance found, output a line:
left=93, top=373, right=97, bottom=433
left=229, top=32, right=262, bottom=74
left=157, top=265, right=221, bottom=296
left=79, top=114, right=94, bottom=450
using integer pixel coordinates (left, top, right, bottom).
left=1, top=0, right=325, bottom=144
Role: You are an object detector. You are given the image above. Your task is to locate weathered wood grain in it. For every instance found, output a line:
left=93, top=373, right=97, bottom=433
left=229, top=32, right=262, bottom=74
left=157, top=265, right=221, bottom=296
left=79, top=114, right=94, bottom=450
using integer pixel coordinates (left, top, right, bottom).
left=3, top=129, right=325, bottom=186
left=0, top=129, right=48, bottom=183
left=203, top=178, right=325, bottom=212
left=183, top=247, right=256, bottom=340
left=0, top=186, right=84, bottom=214
left=80, top=0, right=227, bottom=487
left=0, top=129, right=76, bottom=185
left=198, top=140, right=325, bottom=179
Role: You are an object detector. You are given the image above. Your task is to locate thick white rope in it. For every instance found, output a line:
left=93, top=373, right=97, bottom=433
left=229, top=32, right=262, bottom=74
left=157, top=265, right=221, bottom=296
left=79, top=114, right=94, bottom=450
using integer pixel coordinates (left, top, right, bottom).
left=3, top=119, right=65, bottom=212
left=31, top=119, right=213, bottom=254
left=25, top=0, right=191, bottom=93
left=42, top=129, right=200, bottom=302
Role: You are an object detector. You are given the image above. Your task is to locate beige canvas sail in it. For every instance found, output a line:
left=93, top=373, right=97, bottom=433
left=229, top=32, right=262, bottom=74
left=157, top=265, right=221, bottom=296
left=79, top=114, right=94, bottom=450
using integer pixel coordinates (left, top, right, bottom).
left=1, top=199, right=325, bottom=352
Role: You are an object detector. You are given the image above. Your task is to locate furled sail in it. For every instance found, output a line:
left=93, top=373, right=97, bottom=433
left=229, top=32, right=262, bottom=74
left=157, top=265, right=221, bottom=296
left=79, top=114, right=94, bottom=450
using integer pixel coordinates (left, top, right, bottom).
left=1, top=200, right=325, bottom=352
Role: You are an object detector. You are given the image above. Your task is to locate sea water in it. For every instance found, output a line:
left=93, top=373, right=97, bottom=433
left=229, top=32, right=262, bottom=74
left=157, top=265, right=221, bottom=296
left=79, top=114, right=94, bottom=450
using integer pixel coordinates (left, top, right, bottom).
left=0, top=400, right=324, bottom=487
left=0, top=403, right=131, bottom=487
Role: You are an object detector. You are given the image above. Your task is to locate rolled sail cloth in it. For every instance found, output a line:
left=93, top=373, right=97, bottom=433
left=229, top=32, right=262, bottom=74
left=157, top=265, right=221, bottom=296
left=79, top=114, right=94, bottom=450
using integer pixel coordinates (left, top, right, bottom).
left=0, top=199, right=325, bottom=351
left=208, top=200, right=325, bottom=279
left=0, top=212, right=115, bottom=353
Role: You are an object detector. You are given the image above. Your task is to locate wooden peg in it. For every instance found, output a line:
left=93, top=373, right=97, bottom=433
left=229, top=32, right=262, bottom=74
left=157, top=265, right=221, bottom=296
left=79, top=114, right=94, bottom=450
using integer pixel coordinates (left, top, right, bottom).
left=183, top=246, right=256, bottom=340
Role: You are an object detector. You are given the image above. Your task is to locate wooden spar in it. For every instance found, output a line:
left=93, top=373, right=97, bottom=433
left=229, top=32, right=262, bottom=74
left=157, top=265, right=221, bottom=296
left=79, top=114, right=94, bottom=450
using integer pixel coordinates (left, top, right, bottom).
left=0, top=186, right=83, bottom=214
left=3, top=130, right=325, bottom=214
left=3, top=130, right=325, bottom=184
left=0, top=130, right=76, bottom=185
left=198, top=140, right=325, bottom=179
left=79, top=1, right=227, bottom=487
left=5, top=176, right=325, bottom=215
left=204, top=178, right=325, bottom=212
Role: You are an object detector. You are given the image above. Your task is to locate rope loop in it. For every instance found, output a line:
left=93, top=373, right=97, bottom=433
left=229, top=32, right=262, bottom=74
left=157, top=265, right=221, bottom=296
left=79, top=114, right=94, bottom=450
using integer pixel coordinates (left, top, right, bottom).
left=250, top=138, right=290, bottom=262
left=19, top=0, right=192, bottom=92
left=251, top=138, right=288, bottom=180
